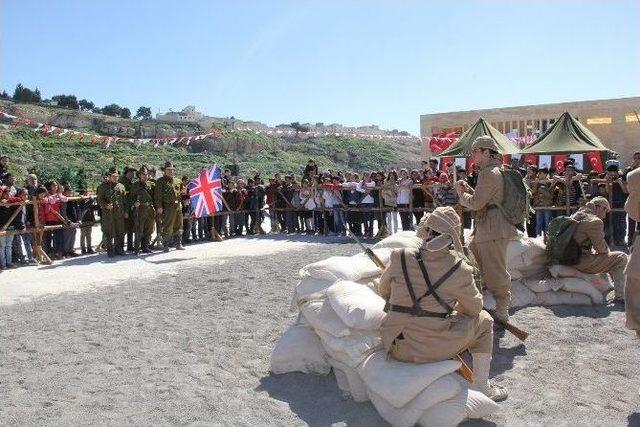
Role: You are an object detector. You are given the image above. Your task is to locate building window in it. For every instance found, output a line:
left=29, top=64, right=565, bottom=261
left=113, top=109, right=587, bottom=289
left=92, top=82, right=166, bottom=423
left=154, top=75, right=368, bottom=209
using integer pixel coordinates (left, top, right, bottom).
left=586, top=117, right=612, bottom=125
left=625, top=114, right=639, bottom=122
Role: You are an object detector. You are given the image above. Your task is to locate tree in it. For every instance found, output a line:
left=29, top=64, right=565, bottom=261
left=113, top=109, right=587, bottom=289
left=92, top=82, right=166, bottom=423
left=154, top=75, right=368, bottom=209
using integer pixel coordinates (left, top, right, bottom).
left=12, top=83, right=42, bottom=103
left=101, top=103, right=122, bottom=117
left=0, top=90, right=8, bottom=99
left=79, top=99, right=95, bottom=111
left=290, top=121, right=310, bottom=134
left=52, top=94, right=79, bottom=109
left=119, top=107, right=131, bottom=119
left=134, top=106, right=152, bottom=120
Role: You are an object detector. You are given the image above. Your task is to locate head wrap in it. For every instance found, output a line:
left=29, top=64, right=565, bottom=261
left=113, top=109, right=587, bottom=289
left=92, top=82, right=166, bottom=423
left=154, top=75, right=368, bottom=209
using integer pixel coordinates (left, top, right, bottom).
left=416, top=206, right=464, bottom=256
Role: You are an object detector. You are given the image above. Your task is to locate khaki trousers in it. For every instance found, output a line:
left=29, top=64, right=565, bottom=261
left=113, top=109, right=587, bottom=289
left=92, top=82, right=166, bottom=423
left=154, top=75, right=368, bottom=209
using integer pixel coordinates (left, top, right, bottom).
left=469, top=238, right=511, bottom=313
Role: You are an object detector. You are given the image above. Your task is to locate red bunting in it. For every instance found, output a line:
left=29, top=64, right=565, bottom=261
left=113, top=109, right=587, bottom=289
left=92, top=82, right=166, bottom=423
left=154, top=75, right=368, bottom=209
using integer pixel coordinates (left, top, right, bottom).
left=440, top=157, right=453, bottom=171
left=523, top=154, right=539, bottom=167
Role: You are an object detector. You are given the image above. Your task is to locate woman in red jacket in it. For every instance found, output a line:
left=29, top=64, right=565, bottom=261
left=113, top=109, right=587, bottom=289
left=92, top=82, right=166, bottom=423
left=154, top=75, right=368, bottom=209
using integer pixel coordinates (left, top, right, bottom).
left=39, top=180, right=68, bottom=259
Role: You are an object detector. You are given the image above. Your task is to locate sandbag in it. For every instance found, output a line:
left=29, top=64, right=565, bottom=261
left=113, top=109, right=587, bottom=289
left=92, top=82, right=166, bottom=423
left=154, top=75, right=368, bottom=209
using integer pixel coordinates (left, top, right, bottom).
left=418, top=389, right=467, bottom=427
left=300, top=255, right=381, bottom=282
left=523, top=278, right=554, bottom=293
left=367, top=375, right=461, bottom=427
left=510, top=281, right=536, bottom=308
left=506, top=235, right=546, bottom=273
left=549, top=264, right=613, bottom=294
left=352, top=247, right=394, bottom=266
left=465, top=389, right=500, bottom=419
left=358, top=351, right=461, bottom=408
left=327, top=357, right=369, bottom=402
left=295, top=277, right=334, bottom=303
left=326, top=280, right=387, bottom=331
left=270, top=324, right=330, bottom=375
left=317, top=329, right=383, bottom=368
left=299, top=299, right=351, bottom=337
left=534, top=290, right=592, bottom=306
left=372, top=231, right=422, bottom=250
left=556, top=277, right=604, bottom=304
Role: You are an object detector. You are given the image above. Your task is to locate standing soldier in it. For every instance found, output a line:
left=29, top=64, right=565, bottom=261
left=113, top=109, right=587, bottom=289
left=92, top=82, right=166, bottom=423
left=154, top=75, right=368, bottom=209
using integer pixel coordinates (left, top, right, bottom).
left=96, top=167, right=127, bottom=257
left=119, top=166, right=136, bottom=252
left=129, top=166, right=156, bottom=254
left=154, top=161, right=185, bottom=252
left=624, top=167, right=640, bottom=337
left=455, top=136, right=518, bottom=322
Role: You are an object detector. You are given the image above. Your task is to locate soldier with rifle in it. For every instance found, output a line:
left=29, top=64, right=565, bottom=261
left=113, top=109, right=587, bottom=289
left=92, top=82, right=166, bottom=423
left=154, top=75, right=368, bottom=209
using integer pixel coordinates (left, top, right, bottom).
left=96, top=167, right=127, bottom=257
left=154, top=161, right=185, bottom=252
left=129, top=166, right=156, bottom=254
left=377, top=206, right=507, bottom=402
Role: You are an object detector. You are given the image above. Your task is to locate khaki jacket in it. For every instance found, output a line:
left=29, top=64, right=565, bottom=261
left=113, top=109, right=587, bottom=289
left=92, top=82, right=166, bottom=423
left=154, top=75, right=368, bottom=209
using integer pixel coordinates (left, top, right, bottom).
left=154, top=176, right=183, bottom=209
left=459, top=158, right=517, bottom=243
left=378, top=246, right=484, bottom=362
left=571, top=209, right=608, bottom=255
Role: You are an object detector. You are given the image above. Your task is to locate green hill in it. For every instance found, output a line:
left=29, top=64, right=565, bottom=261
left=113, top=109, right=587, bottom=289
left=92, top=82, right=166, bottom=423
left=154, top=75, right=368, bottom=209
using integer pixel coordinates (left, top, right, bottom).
left=0, top=101, right=422, bottom=188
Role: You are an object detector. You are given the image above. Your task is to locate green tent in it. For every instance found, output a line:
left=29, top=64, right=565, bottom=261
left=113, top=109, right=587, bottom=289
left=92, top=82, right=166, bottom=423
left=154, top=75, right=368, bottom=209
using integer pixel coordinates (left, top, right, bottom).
left=438, top=118, right=520, bottom=156
left=521, top=112, right=614, bottom=154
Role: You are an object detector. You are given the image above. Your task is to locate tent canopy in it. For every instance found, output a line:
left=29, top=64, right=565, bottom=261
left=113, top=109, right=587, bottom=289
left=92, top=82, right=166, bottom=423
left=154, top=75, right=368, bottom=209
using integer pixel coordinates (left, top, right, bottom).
left=438, top=118, right=520, bottom=157
left=521, top=112, right=614, bottom=155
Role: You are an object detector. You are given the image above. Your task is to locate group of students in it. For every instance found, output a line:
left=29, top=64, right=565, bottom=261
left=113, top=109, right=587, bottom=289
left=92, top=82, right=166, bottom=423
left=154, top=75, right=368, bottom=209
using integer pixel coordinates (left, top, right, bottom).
left=377, top=136, right=640, bottom=405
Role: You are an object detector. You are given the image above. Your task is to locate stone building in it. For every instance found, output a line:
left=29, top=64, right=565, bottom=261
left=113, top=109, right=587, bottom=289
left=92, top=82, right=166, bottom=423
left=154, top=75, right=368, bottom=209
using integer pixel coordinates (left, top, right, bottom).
left=420, top=97, right=640, bottom=164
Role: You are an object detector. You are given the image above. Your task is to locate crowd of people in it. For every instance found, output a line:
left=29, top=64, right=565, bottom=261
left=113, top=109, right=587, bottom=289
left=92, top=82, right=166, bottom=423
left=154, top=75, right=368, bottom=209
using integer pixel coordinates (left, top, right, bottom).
left=0, top=150, right=639, bottom=271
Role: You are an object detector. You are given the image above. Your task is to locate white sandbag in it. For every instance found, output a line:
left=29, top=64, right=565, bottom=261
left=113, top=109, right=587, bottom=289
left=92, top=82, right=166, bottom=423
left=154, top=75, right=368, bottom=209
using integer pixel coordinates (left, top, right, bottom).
left=508, top=269, right=523, bottom=281
left=372, top=231, right=422, bottom=250
left=352, top=247, right=394, bottom=266
left=549, top=264, right=613, bottom=294
left=506, top=235, right=546, bottom=275
left=300, top=255, right=381, bottom=282
left=523, top=278, right=554, bottom=293
left=327, top=357, right=369, bottom=402
left=534, top=290, right=592, bottom=306
left=465, top=389, right=500, bottom=419
left=358, top=351, right=461, bottom=408
left=295, top=277, right=334, bottom=303
left=326, top=280, right=387, bottom=331
left=482, top=291, right=497, bottom=311
left=511, top=281, right=536, bottom=308
left=300, top=299, right=351, bottom=337
left=367, top=374, right=461, bottom=427
left=270, top=324, right=331, bottom=375
left=418, top=389, right=467, bottom=427
left=556, top=277, right=604, bottom=304
left=317, top=329, right=383, bottom=368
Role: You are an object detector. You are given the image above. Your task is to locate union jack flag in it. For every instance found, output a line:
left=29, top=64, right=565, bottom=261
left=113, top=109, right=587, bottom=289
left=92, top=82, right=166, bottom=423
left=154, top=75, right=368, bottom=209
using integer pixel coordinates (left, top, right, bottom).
left=188, top=165, right=224, bottom=218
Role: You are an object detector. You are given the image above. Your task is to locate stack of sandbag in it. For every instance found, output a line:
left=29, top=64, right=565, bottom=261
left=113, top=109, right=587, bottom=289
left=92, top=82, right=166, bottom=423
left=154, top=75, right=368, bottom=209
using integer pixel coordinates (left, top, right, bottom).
left=271, top=246, right=501, bottom=426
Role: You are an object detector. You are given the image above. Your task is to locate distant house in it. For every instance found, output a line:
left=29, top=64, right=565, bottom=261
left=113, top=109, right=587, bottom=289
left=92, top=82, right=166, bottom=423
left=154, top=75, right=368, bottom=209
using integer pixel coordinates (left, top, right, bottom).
left=156, top=105, right=204, bottom=123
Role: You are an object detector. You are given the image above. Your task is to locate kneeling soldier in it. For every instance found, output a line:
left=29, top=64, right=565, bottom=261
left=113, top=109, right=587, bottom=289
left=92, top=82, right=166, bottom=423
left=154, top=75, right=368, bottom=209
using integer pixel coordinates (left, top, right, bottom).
left=569, top=196, right=628, bottom=303
left=378, top=206, right=506, bottom=401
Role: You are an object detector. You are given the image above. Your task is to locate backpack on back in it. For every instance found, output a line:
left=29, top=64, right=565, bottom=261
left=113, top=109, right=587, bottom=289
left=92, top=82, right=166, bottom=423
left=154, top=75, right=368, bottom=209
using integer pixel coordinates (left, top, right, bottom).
left=545, top=216, right=581, bottom=266
left=497, top=169, right=532, bottom=226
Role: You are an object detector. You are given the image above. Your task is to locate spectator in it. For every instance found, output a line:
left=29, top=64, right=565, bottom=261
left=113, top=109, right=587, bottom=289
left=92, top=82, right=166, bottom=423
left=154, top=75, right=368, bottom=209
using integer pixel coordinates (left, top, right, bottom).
left=0, top=185, right=21, bottom=270
left=606, top=164, right=628, bottom=246
left=40, top=180, right=67, bottom=259
left=396, top=168, right=413, bottom=231
left=436, top=173, right=457, bottom=206
left=381, top=171, right=398, bottom=234
left=61, top=185, right=80, bottom=257
left=532, top=167, right=555, bottom=236
left=357, top=172, right=376, bottom=238
left=0, top=155, right=8, bottom=182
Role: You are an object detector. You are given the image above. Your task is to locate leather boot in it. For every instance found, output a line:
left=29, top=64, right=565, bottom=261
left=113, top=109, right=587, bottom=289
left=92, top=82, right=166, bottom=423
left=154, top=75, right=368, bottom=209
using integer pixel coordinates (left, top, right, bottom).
left=471, top=353, right=508, bottom=402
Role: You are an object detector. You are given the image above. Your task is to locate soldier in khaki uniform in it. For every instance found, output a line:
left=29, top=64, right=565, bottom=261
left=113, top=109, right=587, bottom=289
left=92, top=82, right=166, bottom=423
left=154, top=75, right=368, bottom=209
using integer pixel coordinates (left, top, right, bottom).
left=624, top=168, right=640, bottom=337
left=129, top=166, right=156, bottom=254
left=455, top=136, right=518, bottom=321
left=569, top=196, right=628, bottom=302
left=96, top=167, right=127, bottom=257
left=378, top=206, right=506, bottom=401
left=119, top=166, right=136, bottom=252
left=154, top=161, right=185, bottom=251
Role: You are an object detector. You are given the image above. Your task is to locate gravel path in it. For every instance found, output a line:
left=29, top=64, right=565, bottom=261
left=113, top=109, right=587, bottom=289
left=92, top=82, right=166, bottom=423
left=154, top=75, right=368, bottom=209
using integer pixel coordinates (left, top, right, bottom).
left=0, top=236, right=637, bottom=426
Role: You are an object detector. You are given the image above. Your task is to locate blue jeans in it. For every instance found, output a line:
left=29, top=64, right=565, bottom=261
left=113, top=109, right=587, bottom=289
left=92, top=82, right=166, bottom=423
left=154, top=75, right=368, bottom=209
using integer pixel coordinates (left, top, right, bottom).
left=535, top=210, right=553, bottom=236
left=333, top=207, right=345, bottom=234
left=361, top=203, right=375, bottom=235
left=0, top=233, right=14, bottom=267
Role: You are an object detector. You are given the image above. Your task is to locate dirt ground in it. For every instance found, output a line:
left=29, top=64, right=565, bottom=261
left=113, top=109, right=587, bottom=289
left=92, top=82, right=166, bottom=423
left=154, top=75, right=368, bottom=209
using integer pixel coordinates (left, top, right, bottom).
left=1, top=235, right=638, bottom=426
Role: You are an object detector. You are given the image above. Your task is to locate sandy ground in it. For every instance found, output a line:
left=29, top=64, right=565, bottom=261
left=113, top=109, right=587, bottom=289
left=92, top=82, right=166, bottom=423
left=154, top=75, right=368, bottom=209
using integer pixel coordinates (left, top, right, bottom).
left=1, top=234, right=639, bottom=426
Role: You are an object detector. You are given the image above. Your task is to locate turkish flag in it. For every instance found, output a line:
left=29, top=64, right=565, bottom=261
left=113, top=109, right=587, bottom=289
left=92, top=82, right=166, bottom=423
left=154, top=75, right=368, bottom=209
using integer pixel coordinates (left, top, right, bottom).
left=502, top=154, right=511, bottom=165
left=553, top=154, right=568, bottom=172
left=586, top=151, right=604, bottom=173
left=441, top=157, right=453, bottom=171
left=524, top=154, right=538, bottom=167
left=466, top=157, right=476, bottom=173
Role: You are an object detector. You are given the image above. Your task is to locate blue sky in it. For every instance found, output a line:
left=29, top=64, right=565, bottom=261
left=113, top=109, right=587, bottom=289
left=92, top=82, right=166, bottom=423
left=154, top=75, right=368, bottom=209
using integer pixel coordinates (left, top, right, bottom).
left=2, top=0, right=639, bottom=134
